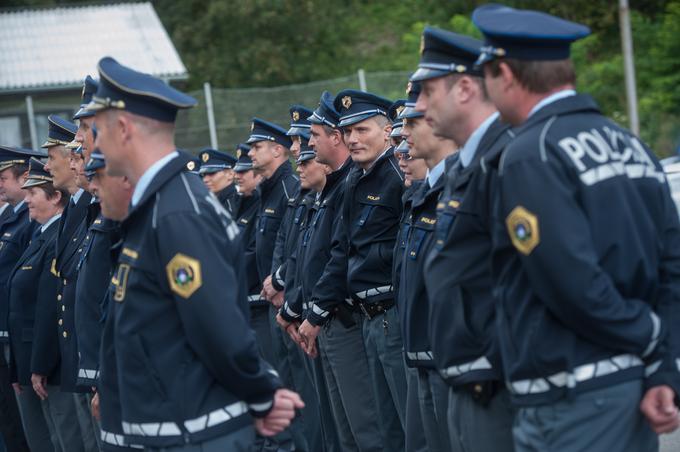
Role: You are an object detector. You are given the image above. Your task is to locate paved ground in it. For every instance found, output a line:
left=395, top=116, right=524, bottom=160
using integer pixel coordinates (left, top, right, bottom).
left=661, top=429, right=680, bottom=452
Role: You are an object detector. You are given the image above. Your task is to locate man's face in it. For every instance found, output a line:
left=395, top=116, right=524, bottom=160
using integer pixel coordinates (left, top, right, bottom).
left=234, top=170, right=260, bottom=196
left=88, top=169, right=131, bottom=221
left=309, top=124, right=335, bottom=166
left=44, top=146, right=73, bottom=190
left=202, top=169, right=234, bottom=193
left=248, top=141, right=275, bottom=174
left=416, top=76, right=461, bottom=140
left=75, top=116, right=96, bottom=158
left=290, top=136, right=302, bottom=159
left=405, top=116, right=439, bottom=159
left=94, top=111, right=126, bottom=177
left=342, top=117, right=390, bottom=167
left=0, top=168, right=25, bottom=205
left=70, top=152, right=89, bottom=190
left=297, top=159, right=327, bottom=191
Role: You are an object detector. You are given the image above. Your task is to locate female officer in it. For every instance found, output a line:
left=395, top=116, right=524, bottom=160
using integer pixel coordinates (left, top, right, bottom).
left=8, top=158, right=68, bottom=452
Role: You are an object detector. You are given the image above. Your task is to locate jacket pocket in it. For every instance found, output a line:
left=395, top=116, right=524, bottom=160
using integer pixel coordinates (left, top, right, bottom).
left=131, top=334, right=167, bottom=400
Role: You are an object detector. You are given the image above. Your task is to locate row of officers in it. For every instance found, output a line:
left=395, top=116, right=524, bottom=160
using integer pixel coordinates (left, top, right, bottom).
left=1, top=3, right=680, bottom=452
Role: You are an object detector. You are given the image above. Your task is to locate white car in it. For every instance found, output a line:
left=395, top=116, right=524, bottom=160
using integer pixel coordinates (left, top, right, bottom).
left=661, top=156, right=680, bottom=219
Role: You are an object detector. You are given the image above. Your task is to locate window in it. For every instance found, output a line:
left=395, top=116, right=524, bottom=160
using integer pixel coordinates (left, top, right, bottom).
left=0, top=116, right=21, bottom=146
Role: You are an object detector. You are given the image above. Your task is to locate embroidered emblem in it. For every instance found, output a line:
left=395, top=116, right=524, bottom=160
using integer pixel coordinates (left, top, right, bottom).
left=186, top=161, right=196, bottom=171
left=201, top=152, right=210, bottom=162
left=506, top=206, right=540, bottom=255
left=342, top=96, right=352, bottom=109
left=166, top=253, right=202, bottom=299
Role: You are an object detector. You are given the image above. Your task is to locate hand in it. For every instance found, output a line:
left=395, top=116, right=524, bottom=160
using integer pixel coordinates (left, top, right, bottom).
left=262, top=275, right=276, bottom=301
left=31, top=374, right=48, bottom=400
left=12, top=383, right=22, bottom=395
left=270, top=291, right=284, bottom=308
left=640, top=385, right=680, bottom=434
left=298, top=320, right=321, bottom=358
left=254, top=389, right=305, bottom=436
left=91, top=391, right=101, bottom=421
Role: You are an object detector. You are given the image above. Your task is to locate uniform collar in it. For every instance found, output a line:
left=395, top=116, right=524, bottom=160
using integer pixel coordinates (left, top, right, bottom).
left=131, top=151, right=179, bottom=207
left=460, top=111, right=499, bottom=168
left=41, top=213, right=62, bottom=232
left=13, top=200, right=25, bottom=213
left=71, top=188, right=85, bottom=205
left=426, top=157, right=447, bottom=187
left=363, top=146, right=393, bottom=175
left=0, top=204, right=8, bottom=217
left=527, top=89, right=576, bottom=119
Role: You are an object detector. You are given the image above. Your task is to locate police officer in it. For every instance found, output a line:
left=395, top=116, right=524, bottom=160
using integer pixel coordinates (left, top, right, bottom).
left=412, top=26, right=515, bottom=452
left=278, top=92, right=383, bottom=452
left=248, top=113, right=318, bottom=452
left=83, top=148, right=141, bottom=451
left=0, top=146, right=41, bottom=452
left=88, top=56, right=301, bottom=451
left=198, top=148, right=238, bottom=214
left=45, top=112, right=100, bottom=452
left=396, top=77, right=459, bottom=452
left=35, top=115, right=94, bottom=452
left=473, top=4, right=680, bottom=450
left=7, top=158, right=68, bottom=452
left=299, top=89, right=408, bottom=450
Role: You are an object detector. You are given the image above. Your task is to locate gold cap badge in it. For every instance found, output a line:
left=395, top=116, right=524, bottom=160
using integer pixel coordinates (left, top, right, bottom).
left=201, top=152, right=210, bottom=162
left=342, top=96, right=352, bottom=109
left=292, top=111, right=300, bottom=121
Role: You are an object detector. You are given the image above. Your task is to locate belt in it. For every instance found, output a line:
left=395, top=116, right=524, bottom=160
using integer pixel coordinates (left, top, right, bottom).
left=440, top=356, right=493, bottom=379
left=123, top=401, right=248, bottom=437
left=508, top=353, right=643, bottom=395
left=355, top=285, right=393, bottom=300
left=357, top=299, right=394, bottom=319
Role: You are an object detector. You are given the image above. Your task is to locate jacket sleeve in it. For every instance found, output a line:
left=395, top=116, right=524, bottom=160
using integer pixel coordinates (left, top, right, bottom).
left=644, top=182, right=680, bottom=399
left=497, top=156, right=659, bottom=357
left=270, top=208, right=291, bottom=290
left=31, top=248, right=60, bottom=377
left=157, top=213, right=281, bottom=417
left=308, top=210, right=349, bottom=326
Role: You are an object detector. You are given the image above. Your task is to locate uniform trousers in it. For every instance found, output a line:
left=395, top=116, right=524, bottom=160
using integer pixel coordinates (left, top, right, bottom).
left=0, top=345, right=29, bottom=452
left=415, top=368, right=450, bottom=452
left=15, top=385, right=54, bottom=452
left=41, top=385, right=89, bottom=452
left=144, top=425, right=254, bottom=452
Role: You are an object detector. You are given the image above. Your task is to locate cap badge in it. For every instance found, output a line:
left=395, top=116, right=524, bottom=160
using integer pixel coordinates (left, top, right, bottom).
left=201, top=152, right=210, bottom=162
left=342, top=96, right=352, bottom=109
left=292, top=111, right=300, bottom=121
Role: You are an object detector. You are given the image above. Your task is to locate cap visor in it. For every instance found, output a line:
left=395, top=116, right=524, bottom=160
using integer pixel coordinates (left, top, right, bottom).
left=399, top=107, right=424, bottom=119
left=286, top=126, right=311, bottom=137
left=395, top=139, right=410, bottom=153
left=21, top=178, right=49, bottom=188
left=73, top=107, right=95, bottom=120
left=389, top=126, right=403, bottom=138
left=410, top=67, right=450, bottom=82
left=338, top=112, right=381, bottom=128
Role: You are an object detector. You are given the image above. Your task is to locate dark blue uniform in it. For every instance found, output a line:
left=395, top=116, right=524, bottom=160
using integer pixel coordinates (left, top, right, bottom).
left=425, top=119, right=513, bottom=387
left=215, top=184, right=238, bottom=216
left=75, top=214, right=118, bottom=387
left=0, top=203, right=37, bottom=342
left=234, top=190, right=264, bottom=306
left=491, top=94, right=680, bottom=404
left=7, top=219, right=60, bottom=386
left=113, top=155, right=280, bottom=448
left=55, top=191, right=94, bottom=393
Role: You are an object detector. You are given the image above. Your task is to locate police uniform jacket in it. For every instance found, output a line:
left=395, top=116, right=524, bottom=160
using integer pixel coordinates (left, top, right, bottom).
left=216, top=183, right=238, bottom=216
left=308, top=149, right=403, bottom=325
left=270, top=187, right=309, bottom=296
left=99, top=236, right=143, bottom=451
left=75, top=214, right=120, bottom=387
left=255, top=161, right=299, bottom=283
left=398, top=154, right=458, bottom=369
left=0, top=203, right=37, bottom=342
left=392, top=180, right=422, bottom=303
left=7, top=220, right=59, bottom=385
left=234, top=190, right=266, bottom=307
left=56, top=192, right=94, bottom=392
left=491, top=94, right=680, bottom=405
left=282, top=158, right=354, bottom=322
left=113, top=155, right=280, bottom=447
left=0, top=205, right=13, bottom=227
left=425, top=119, right=513, bottom=386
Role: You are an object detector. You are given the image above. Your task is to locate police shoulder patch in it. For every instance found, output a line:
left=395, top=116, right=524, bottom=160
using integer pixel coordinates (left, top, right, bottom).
left=166, top=253, right=202, bottom=299
left=505, top=206, right=540, bottom=256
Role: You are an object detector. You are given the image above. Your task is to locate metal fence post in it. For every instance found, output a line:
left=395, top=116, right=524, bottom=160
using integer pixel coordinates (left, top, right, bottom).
left=204, top=82, right=218, bottom=149
left=358, top=68, right=367, bottom=92
left=619, top=0, right=639, bottom=136
left=25, top=95, right=38, bottom=149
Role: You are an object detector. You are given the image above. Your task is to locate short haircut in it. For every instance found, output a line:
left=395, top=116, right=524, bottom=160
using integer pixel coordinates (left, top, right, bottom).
left=38, top=183, right=69, bottom=208
left=444, top=73, right=489, bottom=101
left=486, top=58, right=576, bottom=94
left=6, top=164, right=28, bottom=179
left=373, top=114, right=390, bottom=128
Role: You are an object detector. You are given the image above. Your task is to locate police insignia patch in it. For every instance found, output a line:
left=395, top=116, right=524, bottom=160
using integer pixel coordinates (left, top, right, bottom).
left=250, top=122, right=255, bottom=132
left=396, top=105, right=405, bottom=115
left=236, top=149, right=242, bottom=159
left=406, top=81, right=412, bottom=94
left=342, top=96, right=352, bottom=109
left=166, top=253, right=202, bottom=299
left=186, top=161, right=196, bottom=171
left=201, top=152, right=210, bottom=162
left=506, top=206, right=540, bottom=255
left=419, top=34, right=425, bottom=55
left=292, top=111, right=300, bottom=121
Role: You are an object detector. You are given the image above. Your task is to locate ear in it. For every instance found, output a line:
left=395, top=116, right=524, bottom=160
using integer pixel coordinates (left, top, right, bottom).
left=498, top=61, right=516, bottom=91
left=271, top=144, right=282, bottom=159
left=323, top=164, right=333, bottom=175
left=457, top=76, right=475, bottom=104
left=383, top=123, right=392, bottom=141
left=119, top=113, right=132, bottom=144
